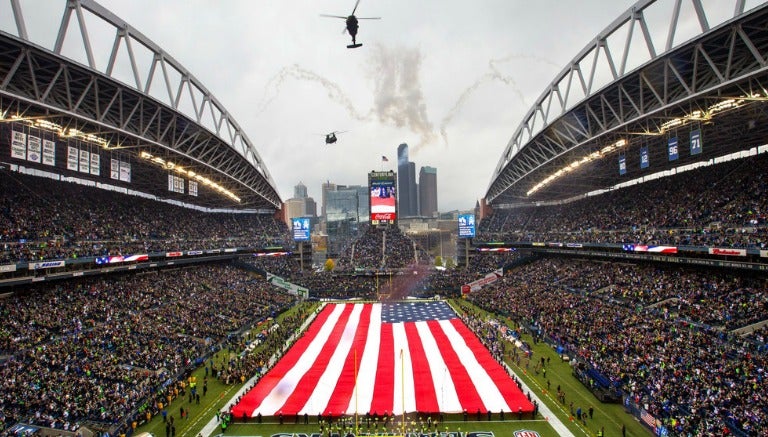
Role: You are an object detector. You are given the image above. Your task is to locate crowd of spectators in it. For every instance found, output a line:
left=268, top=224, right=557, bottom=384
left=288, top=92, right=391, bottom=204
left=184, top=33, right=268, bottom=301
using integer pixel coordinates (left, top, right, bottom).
left=477, top=153, right=768, bottom=249
left=0, top=172, right=291, bottom=264
left=0, top=263, right=296, bottom=433
left=335, top=225, right=417, bottom=271
left=466, top=256, right=768, bottom=436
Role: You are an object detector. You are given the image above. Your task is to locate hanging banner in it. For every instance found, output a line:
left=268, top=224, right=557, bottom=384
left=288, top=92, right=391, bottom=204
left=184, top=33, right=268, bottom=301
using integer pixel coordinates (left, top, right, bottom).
left=189, top=180, right=198, bottom=196
left=119, top=161, right=131, bottom=182
left=618, top=155, right=627, bottom=175
left=67, top=146, right=79, bottom=171
left=690, top=129, right=702, bottom=155
left=79, top=148, right=90, bottom=173
left=90, top=152, right=100, bottom=176
left=168, top=174, right=185, bottom=194
left=11, top=130, right=27, bottom=159
left=110, top=158, right=120, bottom=180
left=640, top=146, right=649, bottom=169
left=667, top=137, right=678, bottom=161
left=27, top=135, right=42, bottom=163
left=42, top=139, right=56, bottom=166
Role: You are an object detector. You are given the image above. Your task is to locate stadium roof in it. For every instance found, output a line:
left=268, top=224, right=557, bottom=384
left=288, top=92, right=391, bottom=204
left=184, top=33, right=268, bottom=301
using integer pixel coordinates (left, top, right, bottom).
left=486, top=0, right=768, bottom=206
left=0, top=0, right=281, bottom=210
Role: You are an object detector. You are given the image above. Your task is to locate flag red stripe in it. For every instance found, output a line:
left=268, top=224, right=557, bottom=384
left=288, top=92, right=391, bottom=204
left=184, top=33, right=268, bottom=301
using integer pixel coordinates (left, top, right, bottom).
left=323, top=304, right=373, bottom=416
left=370, top=322, right=395, bottom=415
left=278, top=304, right=355, bottom=414
left=231, top=304, right=337, bottom=416
left=426, top=319, right=485, bottom=412
left=404, top=322, right=440, bottom=413
left=449, top=318, right=533, bottom=412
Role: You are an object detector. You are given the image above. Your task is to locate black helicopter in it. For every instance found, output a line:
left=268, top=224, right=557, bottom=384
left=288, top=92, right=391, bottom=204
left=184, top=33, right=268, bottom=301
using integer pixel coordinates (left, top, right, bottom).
left=324, top=131, right=347, bottom=144
left=321, top=0, right=380, bottom=48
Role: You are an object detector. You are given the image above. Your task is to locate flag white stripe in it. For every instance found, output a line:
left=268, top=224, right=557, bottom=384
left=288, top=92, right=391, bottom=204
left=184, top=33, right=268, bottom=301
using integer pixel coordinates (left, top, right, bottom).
left=392, top=321, right=417, bottom=415
left=438, top=319, right=510, bottom=412
left=346, top=304, right=382, bottom=415
left=415, top=321, right=463, bottom=413
left=256, top=303, right=347, bottom=415
left=300, top=304, right=362, bottom=415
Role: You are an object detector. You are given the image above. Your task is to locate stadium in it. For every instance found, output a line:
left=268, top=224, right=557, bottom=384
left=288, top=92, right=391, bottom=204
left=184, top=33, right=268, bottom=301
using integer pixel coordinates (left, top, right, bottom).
left=0, top=1, right=767, bottom=437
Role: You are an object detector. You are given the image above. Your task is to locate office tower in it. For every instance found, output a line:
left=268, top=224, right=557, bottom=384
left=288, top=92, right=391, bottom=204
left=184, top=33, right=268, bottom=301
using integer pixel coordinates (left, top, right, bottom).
left=397, top=143, right=418, bottom=217
left=419, top=166, right=438, bottom=217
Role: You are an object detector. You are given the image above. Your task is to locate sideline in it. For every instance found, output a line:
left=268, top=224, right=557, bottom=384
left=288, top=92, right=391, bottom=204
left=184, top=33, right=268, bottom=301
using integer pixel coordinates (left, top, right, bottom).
left=502, top=362, right=576, bottom=437
left=199, top=305, right=324, bottom=436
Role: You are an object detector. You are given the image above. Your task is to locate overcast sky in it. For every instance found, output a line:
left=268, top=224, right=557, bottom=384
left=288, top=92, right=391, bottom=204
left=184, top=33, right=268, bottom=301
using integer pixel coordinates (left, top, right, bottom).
left=4, top=0, right=739, bottom=211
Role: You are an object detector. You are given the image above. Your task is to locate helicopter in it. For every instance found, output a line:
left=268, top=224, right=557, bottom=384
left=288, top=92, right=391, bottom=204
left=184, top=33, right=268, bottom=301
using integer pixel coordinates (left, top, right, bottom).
left=321, top=0, right=380, bottom=48
left=324, top=131, right=347, bottom=144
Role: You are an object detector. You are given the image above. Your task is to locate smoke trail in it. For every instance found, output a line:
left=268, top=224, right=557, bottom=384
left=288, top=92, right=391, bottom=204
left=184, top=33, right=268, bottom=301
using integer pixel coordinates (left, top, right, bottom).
left=255, top=64, right=371, bottom=121
left=438, top=54, right=560, bottom=146
left=367, top=43, right=436, bottom=153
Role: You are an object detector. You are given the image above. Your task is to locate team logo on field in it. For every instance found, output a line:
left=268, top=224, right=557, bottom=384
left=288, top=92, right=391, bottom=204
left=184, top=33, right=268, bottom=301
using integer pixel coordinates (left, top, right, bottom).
left=513, top=431, right=541, bottom=437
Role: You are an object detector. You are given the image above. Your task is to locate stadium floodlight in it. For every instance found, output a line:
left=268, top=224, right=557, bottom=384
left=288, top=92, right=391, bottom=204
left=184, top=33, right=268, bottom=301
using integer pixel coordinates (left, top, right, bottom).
left=527, top=138, right=627, bottom=196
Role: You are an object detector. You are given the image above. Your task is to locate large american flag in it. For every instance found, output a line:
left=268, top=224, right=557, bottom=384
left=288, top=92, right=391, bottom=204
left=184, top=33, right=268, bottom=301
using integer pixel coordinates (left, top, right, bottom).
left=231, top=302, right=533, bottom=417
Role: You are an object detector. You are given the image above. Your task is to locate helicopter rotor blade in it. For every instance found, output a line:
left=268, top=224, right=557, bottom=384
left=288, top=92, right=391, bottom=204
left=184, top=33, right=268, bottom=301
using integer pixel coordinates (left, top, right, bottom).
left=319, top=14, right=347, bottom=19
left=351, top=0, right=361, bottom=15
left=356, top=17, right=381, bottom=20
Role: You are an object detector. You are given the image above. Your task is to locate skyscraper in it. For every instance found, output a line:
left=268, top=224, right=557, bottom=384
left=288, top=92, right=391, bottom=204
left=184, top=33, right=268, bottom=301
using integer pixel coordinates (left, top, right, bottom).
left=397, top=143, right=418, bottom=217
left=294, top=181, right=308, bottom=199
left=419, top=166, right=438, bottom=217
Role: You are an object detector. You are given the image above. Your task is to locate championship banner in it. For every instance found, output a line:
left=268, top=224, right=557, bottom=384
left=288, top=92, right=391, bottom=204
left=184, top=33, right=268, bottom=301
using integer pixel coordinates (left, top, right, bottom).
left=266, top=272, right=309, bottom=298
left=67, top=146, right=79, bottom=171
left=667, top=137, right=678, bottom=161
left=111, top=158, right=120, bottom=180
left=11, top=130, right=27, bottom=159
left=708, top=247, right=747, bottom=257
left=119, top=161, right=131, bottom=182
left=42, top=139, right=56, bottom=166
left=79, top=148, right=90, bottom=173
left=189, top=180, right=198, bottom=196
left=27, top=135, right=42, bottom=163
left=168, top=174, right=185, bottom=194
left=90, top=152, right=100, bottom=176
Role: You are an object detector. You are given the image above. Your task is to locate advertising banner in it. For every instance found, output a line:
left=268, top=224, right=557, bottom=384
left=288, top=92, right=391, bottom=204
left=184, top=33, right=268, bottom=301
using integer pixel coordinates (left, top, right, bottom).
left=708, top=247, right=747, bottom=257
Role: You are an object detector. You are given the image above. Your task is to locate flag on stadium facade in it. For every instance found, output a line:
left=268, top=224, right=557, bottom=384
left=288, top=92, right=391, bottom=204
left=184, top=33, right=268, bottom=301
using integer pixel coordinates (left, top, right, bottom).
left=231, top=302, right=533, bottom=417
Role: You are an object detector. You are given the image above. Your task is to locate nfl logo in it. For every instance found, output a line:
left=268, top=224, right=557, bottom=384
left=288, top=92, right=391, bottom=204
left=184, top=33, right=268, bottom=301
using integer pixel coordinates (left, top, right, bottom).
left=513, top=431, right=541, bottom=437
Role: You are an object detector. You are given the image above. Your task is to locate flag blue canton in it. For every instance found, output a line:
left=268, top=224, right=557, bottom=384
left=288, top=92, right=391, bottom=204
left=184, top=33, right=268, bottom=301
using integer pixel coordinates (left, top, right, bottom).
left=380, top=301, right=457, bottom=323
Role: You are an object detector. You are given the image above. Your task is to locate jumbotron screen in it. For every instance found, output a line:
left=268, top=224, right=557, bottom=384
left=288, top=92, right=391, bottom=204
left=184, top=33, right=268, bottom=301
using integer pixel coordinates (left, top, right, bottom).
left=369, top=171, right=396, bottom=222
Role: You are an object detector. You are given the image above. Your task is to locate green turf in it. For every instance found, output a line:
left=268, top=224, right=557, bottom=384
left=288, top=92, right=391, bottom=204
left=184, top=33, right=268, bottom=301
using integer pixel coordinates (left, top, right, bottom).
left=137, top=299, right=650, bottom=437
